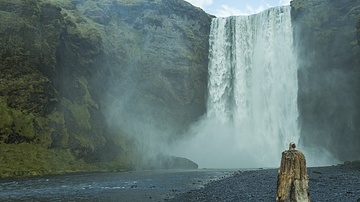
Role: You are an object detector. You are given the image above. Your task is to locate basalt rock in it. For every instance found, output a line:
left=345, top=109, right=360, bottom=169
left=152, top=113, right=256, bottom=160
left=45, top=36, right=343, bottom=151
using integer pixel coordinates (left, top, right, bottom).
left=291, top=0, right=360, bottom=161
left=137, top=155, right=199, bottom=170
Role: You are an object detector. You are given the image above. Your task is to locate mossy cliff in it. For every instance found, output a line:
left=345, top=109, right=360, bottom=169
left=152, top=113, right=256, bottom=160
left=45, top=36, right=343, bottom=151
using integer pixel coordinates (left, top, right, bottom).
left=291, top=0, right=360, bottom=161
left=0, top=0, right=211, bottom=178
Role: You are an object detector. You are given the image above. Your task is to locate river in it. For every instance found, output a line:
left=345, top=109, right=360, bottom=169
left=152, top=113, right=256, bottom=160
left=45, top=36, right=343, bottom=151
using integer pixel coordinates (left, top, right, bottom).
left=0, top=169, right=234, bottom=201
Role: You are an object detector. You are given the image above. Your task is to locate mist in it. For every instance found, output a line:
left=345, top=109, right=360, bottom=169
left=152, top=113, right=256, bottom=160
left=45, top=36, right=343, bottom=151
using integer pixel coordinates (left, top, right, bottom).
left=172, top=116, right=283, bottom=168
left=172, top=7, right=300, bottom=169
left=104, top=82, right=178, bottom=168
left=172, top=6, right=341, bottom=169
left=97, top=0, right=212, bottom=169
left=102, top=2, right=359, bottom=170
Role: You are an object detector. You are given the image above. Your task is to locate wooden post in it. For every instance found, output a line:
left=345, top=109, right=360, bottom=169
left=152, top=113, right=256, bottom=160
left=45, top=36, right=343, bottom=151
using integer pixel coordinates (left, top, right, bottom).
left=276, top=143, right=310, bottom=202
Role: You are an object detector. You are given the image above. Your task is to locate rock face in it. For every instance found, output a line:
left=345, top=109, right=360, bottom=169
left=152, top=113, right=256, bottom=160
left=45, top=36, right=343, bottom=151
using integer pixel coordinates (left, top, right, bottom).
left=97, top=0, right=212, bottom=145
left=0, top=0, right=211, bottom=177
left=291, top=0, right=360, bottom=161
left=357, top=17, right=360, bottom=45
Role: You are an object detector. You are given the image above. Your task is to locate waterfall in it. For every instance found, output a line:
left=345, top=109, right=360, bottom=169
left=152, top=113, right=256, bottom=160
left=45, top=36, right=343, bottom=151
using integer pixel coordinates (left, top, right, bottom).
left=173, top=6, right=300, bottom=168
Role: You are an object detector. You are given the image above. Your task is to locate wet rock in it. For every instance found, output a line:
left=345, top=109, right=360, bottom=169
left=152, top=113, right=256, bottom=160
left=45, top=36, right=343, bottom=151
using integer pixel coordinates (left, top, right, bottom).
left=84, top=7, right=110, bottom=25
left=291, top=0, right=360, bottom=162
left=137, top=155, right=198, bottom=170
left=357, top=17, right=360, bottom=45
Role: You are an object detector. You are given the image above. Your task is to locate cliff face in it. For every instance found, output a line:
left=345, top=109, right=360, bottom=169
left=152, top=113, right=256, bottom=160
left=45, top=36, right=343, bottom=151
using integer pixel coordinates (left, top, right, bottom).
left=291, top=0, right=360, bottom=161
left=357, top=15, right=360, bottom=44
left=0, top=0, right=210, bottom=177
left=97, top=0, right=211, bottom=138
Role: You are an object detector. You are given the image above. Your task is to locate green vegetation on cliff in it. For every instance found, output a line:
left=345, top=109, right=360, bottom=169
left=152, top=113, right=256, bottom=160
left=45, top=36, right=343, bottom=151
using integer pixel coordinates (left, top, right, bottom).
left=0, top=0, right=210, bottom=178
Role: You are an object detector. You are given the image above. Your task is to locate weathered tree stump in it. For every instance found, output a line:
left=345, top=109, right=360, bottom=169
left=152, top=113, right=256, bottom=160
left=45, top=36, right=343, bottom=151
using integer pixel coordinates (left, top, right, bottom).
left=276, top=143, right=310, bottom=202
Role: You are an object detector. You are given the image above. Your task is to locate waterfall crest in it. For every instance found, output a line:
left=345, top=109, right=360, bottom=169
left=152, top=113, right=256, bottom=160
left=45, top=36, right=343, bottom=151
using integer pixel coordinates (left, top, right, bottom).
left=174, top=6, right=300, bottom=168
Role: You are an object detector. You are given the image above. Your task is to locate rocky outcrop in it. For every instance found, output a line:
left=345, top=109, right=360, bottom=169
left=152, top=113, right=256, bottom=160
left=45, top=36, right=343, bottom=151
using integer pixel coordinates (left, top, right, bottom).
left=139, top=155, right=199, bottom=170
left=291, top=0, right=360, bottom=161
left=0, top=0, right=211, bottom=178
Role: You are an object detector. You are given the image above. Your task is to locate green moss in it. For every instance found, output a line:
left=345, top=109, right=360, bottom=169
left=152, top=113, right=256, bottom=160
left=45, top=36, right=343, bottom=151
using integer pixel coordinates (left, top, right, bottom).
left=1, top=0, right=211, bottom=177
left=32, top=117, right=52, bottom=146
left=73, top=133, right=93, bottom=149
left=77, top=76, right=99, bottom=109
left=0, top=98, right=12, bottom=129
left=48, top=109, right=66, bottom=125
left=47, top=109, right=69, bottom=146
left=290, top=0, right=303, bottom=11
left=0, top=97, right=36, bottom=140
left=0, top=35, right=25, bottom=67
left=62, top=98, right=91, bottom=130
left=12, top=110, right=36, bottom=139
left=0, top=10, right=25, bottom=32
left=0, top=0, right=137, bottom=179
left=0, top=143, right=100, bottom=178
left=42, top=0, right=74, bottom=10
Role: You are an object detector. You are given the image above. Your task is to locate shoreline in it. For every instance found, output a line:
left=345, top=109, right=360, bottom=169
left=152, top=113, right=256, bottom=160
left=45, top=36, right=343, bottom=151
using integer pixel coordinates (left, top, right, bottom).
left=0, top=163, right=359, bottom=201
left=170, top=164, right=360, bottom=202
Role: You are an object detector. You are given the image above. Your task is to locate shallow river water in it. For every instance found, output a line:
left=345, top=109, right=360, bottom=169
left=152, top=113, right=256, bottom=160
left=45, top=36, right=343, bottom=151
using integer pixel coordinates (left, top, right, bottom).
left=0, top=169, right=234, bottom=202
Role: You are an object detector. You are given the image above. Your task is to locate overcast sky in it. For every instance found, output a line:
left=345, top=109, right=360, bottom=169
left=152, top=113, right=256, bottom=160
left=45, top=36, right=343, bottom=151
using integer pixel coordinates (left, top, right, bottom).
left=184, top=0, right=291, bottom=17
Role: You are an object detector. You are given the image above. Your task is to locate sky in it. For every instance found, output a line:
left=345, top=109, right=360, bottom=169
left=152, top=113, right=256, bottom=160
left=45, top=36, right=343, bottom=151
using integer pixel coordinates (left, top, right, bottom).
left=184, top=0, right=292, bottom=17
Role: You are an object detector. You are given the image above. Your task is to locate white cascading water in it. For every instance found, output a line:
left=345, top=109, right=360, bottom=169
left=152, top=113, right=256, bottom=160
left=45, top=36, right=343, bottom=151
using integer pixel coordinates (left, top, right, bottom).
left=173, top=6, right=300, bottom=168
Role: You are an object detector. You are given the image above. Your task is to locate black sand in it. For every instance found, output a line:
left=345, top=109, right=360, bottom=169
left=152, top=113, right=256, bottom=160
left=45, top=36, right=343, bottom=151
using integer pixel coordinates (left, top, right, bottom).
left=169, top=165, right=360, bottom=202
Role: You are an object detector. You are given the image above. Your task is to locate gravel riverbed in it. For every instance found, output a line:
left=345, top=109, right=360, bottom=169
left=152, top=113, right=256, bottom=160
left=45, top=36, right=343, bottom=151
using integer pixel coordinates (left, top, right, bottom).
left=170, top=165, right=360, bottom=202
